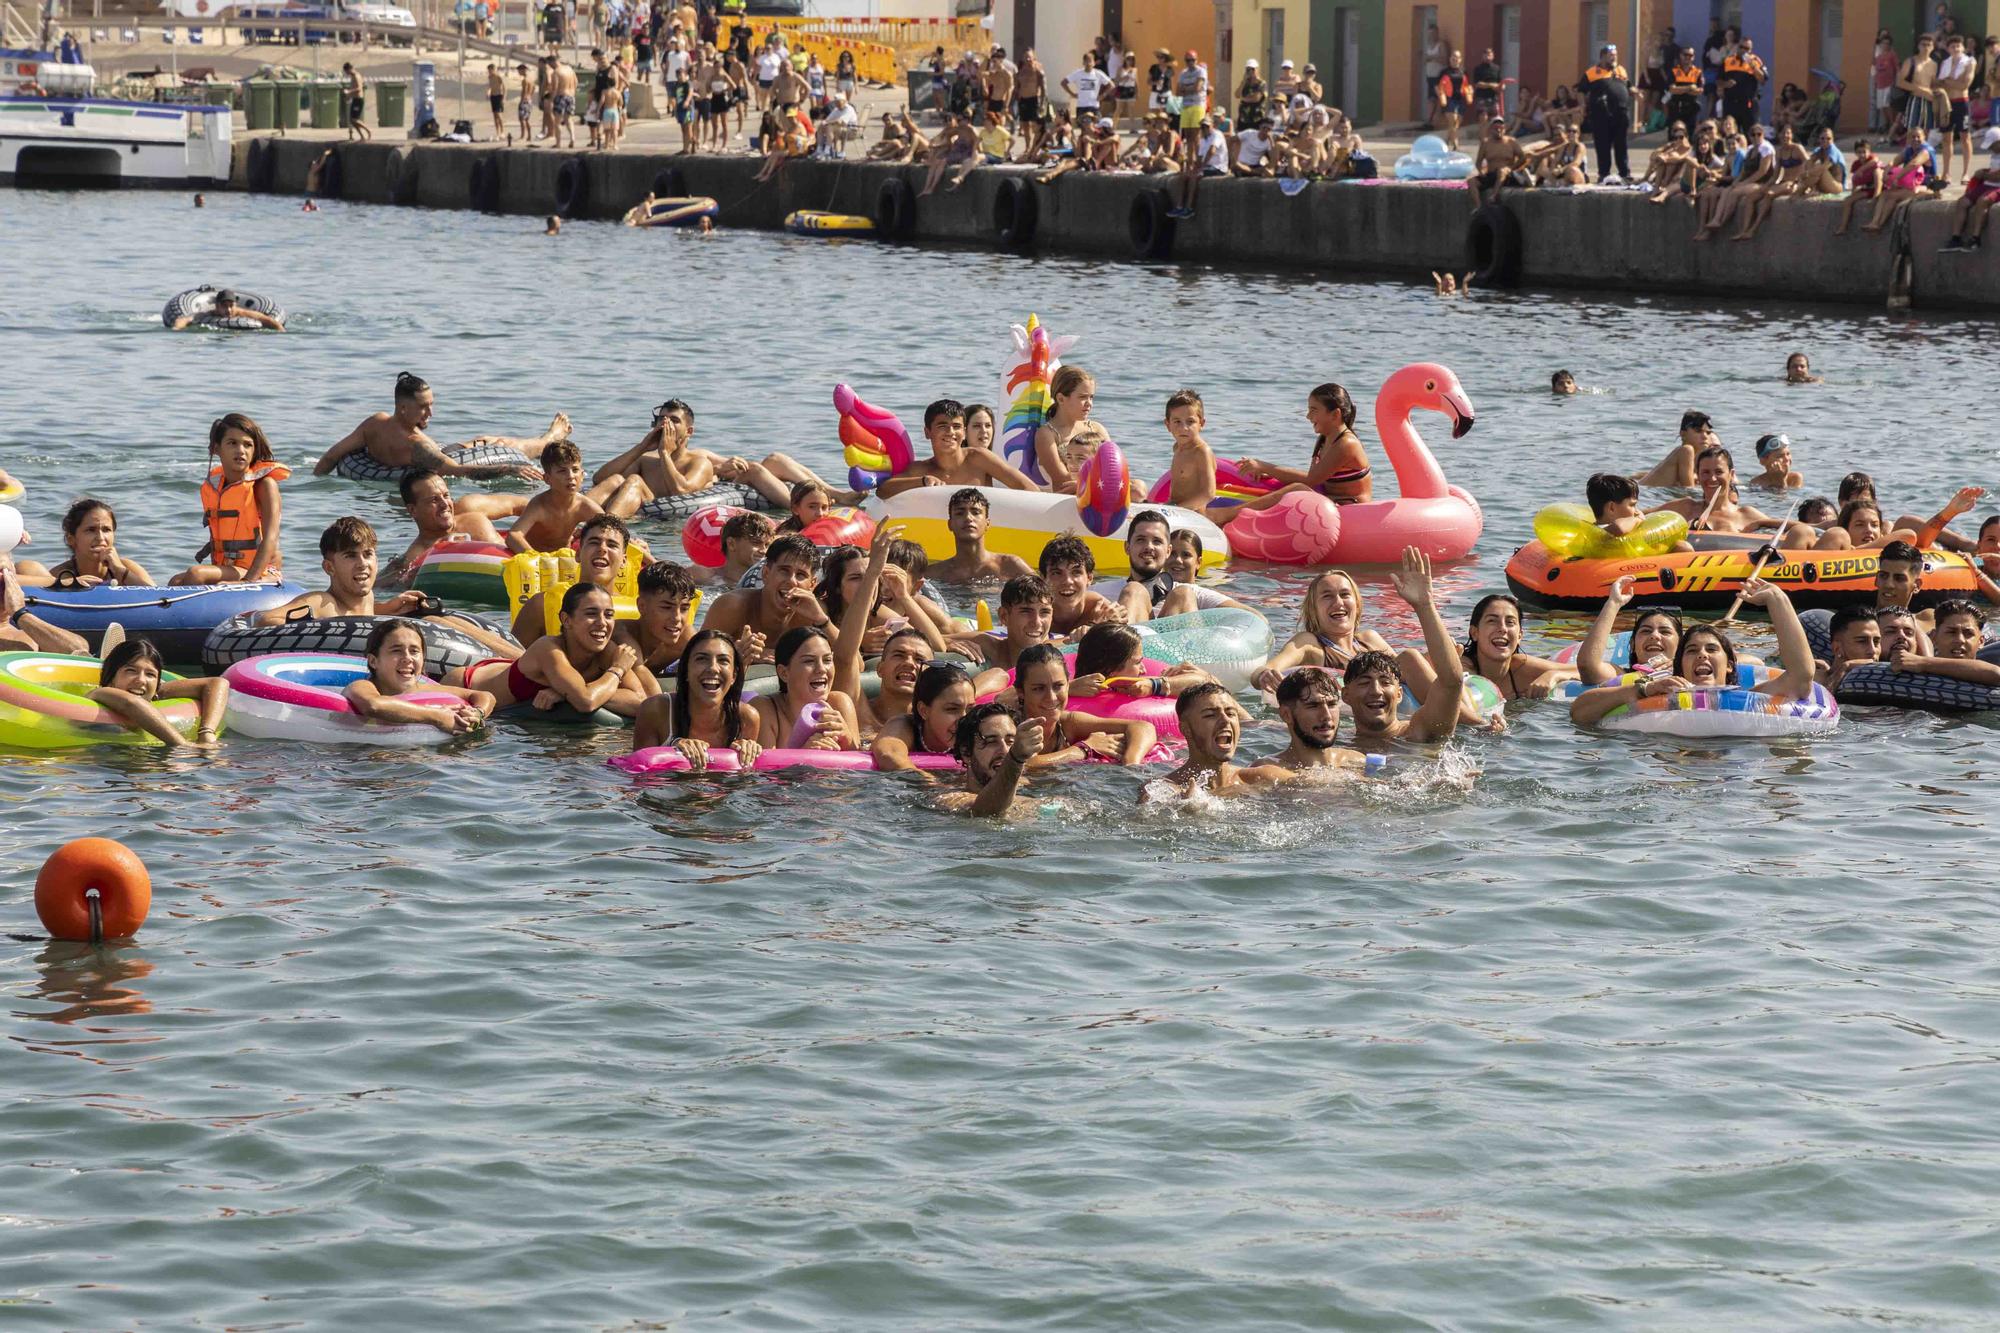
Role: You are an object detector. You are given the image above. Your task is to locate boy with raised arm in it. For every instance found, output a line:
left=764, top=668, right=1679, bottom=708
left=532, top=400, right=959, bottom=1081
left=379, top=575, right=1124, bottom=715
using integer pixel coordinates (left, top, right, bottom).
left=939, top=703, right=1044, bottom=817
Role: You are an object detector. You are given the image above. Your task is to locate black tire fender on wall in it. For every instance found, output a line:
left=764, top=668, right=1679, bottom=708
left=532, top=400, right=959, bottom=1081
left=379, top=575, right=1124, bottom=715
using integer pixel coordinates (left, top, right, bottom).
left=554, top=155, right=589, bottom=218
left=1466, top=203, right=1523, bottom=287
left=1128, top=188, right=1174, bottom=260
left=992, top=175, right=1037, bottom=249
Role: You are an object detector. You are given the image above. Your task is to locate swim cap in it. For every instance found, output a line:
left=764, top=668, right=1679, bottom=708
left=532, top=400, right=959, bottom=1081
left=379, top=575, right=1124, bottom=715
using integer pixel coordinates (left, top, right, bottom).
left=1754, top=432, right=1790, bottom=459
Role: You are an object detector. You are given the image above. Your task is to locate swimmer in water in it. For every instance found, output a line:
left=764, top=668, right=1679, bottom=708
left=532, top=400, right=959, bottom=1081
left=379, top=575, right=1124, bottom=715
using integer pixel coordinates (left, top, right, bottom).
left=1784, top=351, right=1822, bottom=383
left=820, top=538, right=950, bottom=659
left=378, top=470, right=510, bottom=589
left=872, top=660, right=977, bottom=771
left=1816, top=604, right=1882, bottom=692
left=630, top=627, right=762, bottom=766
left=957, top=573, right=1056, bottom=693
left=88, top=638, right=228, bottom=749
left=255, top=516, right=439, bottom=626
left=1635, top=410, right=1721, bottom=488
left=1037, top=536, right=1126, bottom=640
left=938, top=702, right=1043, bottom=817
left=511, top=514, right=635, bottom=648
left=590, top=399, right=846, bottom=515
left=1406, top=589, right=1573, bottom=704
left=1794, top=495, right=1837, bottom=532
left=1885, top=597, right=2000, bottom=688
left=546, top=215, right=562, bottom=234
left=1747, top=433, right=1803, bottom=490
left=1551, top=369, right=1579, bottom=395
left=929, top=488, right=1035, bottom=583
left=1143, top=681, right=1295, bottom=801
left=1345, top=547, right=1467, bottom=742
left=313, top=372, right=559, bottom=482
left=1589, top=473, right=1694, bottom=552
left=752, top=625, right=860, bottom=750
left=1005, top=642, right=1161, bottom=765
left=343, top=619, right=494, bottom=734
left=168, top=288, right=285, bottom=332
left=1254, top=569, right=1393, bottom=690
left=466, top=583, right=658, bottom=718
left=618, top=559, right=700, bottom=676
left=1111, top=510, right=1204, bottom=624
left=1031, top=367, right=1099, bottom=493
left=1068, top=622, right=1212, bottom=702
left=1159, top=530, right=1253, bottom=611
left=716, top=511, right=774, bottom=588
left=503, top=440, right=604, bottom=553
left=1270, top=666, right=1373, bottom=772
left=34, top=499, right=155, bottom=588
left=702, top=534, right=830, bottom=664
left=1571, top=578, right=1818, bottom=725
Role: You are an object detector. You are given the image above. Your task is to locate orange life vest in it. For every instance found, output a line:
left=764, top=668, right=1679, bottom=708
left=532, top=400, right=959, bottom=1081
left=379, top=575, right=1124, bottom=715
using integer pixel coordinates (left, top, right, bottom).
left=202, top=459, right=289, bottom=570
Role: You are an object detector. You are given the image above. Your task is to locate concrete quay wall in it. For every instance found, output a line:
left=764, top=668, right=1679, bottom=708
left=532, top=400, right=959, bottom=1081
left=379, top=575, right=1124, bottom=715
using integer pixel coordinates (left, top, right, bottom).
left=239, top=137, right=2000, bottom=312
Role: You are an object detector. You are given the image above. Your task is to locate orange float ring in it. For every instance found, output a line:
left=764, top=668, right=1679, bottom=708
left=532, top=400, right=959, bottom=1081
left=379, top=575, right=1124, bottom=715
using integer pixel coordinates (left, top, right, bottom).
left=35, top=838, right=151, bottom=942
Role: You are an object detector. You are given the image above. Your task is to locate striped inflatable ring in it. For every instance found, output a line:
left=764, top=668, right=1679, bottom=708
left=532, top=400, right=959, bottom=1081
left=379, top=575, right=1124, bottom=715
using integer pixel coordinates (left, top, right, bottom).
left=410, top=540, right=512, bottom=608
left=0, top=652, right=204, bottom=748
left=334, top=441, right=531, bottom=485
left=1594, top=677, right=1839, bottom=738
left=611, top=747, right=956, bottom=774
left=222, top=653, right=467, bottom=746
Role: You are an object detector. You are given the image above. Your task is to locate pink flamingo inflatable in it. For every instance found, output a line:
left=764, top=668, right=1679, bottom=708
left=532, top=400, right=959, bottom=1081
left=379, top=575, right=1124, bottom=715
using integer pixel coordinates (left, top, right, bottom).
left=1153, top=362, right=1484, bottom=565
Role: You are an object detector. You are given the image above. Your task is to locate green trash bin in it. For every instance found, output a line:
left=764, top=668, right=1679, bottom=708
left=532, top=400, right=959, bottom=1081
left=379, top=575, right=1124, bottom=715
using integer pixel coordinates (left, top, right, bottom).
left=275, top=82, right=302, bottom=130
left=376, top=81, right=407, bottom=129
left=310, top=80, right=342, bottom=128
left=245, top=79, right=275, bottom=130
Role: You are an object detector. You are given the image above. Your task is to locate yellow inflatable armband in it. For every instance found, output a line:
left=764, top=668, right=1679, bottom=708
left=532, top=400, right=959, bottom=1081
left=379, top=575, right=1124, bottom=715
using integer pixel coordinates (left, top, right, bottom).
left=1532, top=504, right=1688, bottom=560
left=504, top=546, right=644, bottom=639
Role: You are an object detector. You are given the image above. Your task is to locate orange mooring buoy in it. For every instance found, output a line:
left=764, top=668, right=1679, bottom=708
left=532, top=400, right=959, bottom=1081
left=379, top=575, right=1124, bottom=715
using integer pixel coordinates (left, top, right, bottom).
left=35, top=838, right=151, bottom=944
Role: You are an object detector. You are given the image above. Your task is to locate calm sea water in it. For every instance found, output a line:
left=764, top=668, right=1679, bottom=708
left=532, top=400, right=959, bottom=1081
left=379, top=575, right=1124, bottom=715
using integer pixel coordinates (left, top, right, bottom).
left=5, top=190, right=2000, bottom=1330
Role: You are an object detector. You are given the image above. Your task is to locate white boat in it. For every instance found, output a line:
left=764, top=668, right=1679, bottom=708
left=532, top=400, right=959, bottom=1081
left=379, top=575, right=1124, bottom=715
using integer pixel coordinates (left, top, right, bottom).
left=1, top=47, right=232, bottom=186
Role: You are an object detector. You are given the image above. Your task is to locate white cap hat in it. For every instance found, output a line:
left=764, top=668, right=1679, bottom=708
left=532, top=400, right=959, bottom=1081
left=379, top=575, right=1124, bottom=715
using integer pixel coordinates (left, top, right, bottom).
left=1098, top=116, right=1114, bottom=129
left=1281, top=58, right=1294, bottom=67
left=1982, top=126, right=2000, bottom=149
left=1244, top=58, right=1258, bottom=68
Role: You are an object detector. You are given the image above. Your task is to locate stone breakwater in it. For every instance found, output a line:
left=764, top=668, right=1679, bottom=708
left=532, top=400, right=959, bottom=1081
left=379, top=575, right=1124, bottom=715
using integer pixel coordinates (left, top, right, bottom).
left=237, top=136, right=1996, bottom=311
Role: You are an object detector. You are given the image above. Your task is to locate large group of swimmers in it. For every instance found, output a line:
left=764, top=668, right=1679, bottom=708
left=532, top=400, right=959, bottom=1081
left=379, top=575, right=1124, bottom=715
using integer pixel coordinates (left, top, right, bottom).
left=4, top=363, right=1999, bottom=815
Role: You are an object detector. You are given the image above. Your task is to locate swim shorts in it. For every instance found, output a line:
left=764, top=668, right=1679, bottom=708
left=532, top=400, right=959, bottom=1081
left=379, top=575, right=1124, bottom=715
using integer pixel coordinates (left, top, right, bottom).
left=1949, top=98, right=1970, bottom=133
left=1015, top=94, right=1043, bottom=122
left=489, top=93, right=504, bottom=113
left=348, top=96, right=365, bottom=120
left=1179, top=99, right=1205, bottom=131
left=554, top=93, right=575, bottom=116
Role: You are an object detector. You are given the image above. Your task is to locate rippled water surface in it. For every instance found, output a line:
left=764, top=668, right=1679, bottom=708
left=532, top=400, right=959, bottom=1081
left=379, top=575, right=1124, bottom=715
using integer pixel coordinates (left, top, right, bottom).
left=5, top=191, right=2000, bottom=1330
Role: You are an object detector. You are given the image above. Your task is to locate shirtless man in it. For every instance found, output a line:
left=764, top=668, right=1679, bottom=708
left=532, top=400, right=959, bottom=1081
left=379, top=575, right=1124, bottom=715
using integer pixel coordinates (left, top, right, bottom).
left=1636, top=409, right=1721, bottom=487
left=1348, top=546, right=1464, bottom=745
left=1037, top=535, right=1124, bottom=639
left=1015, top=50, right=1048, bottom=162
left=589, top=399, right=837, bottom=513
left=0, top=544, right=88, bottom=654
left=954, top=574, right=1055, bottom=693
left=552, top=55, right=579, bottom=149
left=1936, top=34, right=1977, bottom=185
left=617, top=558, right=698, bottom=675
left=984, top=44, right=1016, bottom=125
left=504, top=440, right=602, bottom=553
left=875, top=400, right=1039, bottom=498
left=1890, top=598, right=2000, bottom=686
left=1874, top=540, right=1938, bottom=640
left=1815, top=604, right=1881, bottom=692
left=699, top=533, right=827, bottom=663
left=259, top=514, right=521, bottom=657
left=1653, top=446, right=1800, bottom=539
left=1898, top=34, right=1940, bottom=155
left=1270, top=666, right=1373, bottom=773
left=313, top=373, right=555, bottom=482
left=938, top=703, right=1043, bottom=817
left=1467, top=116, right=1528, bottom=208
left=168, top=288, right=285, bottom=332
left=486, top=63, right=507, bottom=139
left=511, top=514, right=633, bottom=648
left=1142, top=682, right=1294, bottom=801
left=378, top=470, right=506, bottom=589
left=929, top=488, right=1035, bottom=583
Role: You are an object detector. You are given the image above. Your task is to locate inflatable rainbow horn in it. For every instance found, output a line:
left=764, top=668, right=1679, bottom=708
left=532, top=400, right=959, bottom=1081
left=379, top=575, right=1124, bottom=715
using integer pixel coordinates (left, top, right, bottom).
left=1075, top=439, right=1131, bottom=538
left=834, top=383, right=915, bottom=493
left=999, top=314, right=1078, bottom=484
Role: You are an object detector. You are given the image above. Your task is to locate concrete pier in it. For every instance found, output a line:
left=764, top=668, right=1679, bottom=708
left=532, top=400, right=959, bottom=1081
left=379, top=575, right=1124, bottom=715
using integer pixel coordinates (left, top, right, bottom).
left=240, top=137, right=2000, bottom=312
